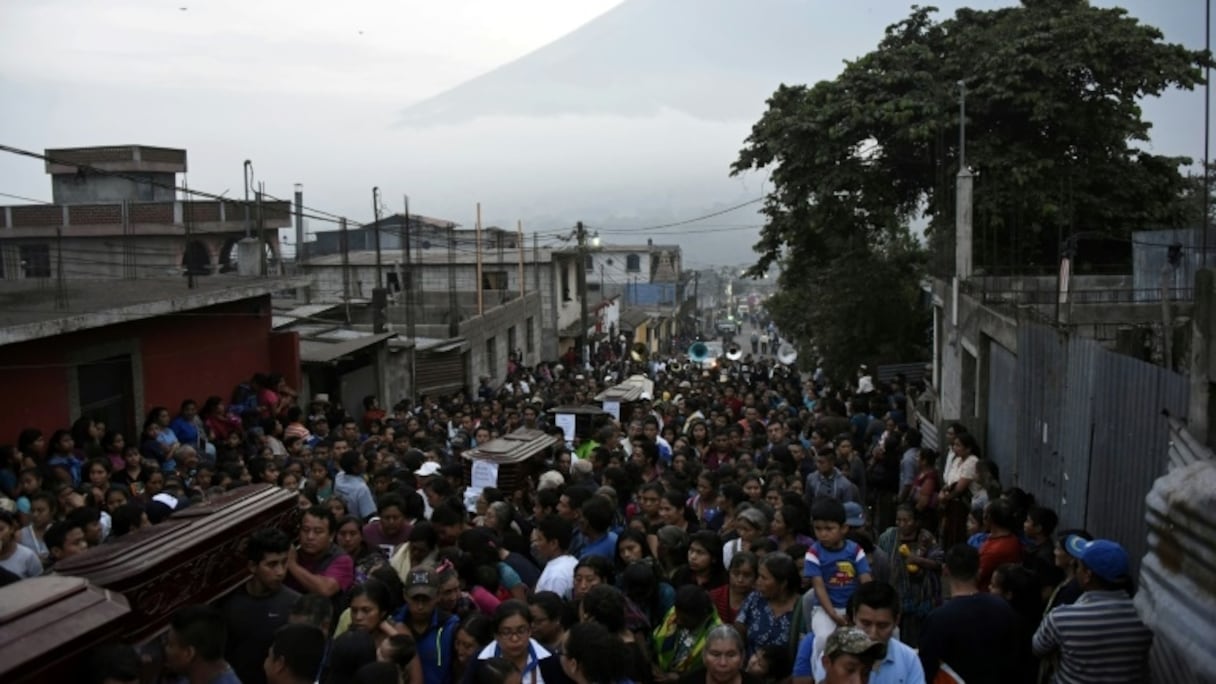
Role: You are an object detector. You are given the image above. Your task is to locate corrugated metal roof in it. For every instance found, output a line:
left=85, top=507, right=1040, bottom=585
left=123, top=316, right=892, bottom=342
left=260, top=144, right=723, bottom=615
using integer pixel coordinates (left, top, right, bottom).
left=271, top=304, right=339, bottom=329
left=299, top=332, right=396, bottom=364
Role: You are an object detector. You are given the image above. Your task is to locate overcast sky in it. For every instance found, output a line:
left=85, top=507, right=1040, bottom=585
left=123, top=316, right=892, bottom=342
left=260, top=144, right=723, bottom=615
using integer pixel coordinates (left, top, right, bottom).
left=0, top=0, right=1211, bottom=268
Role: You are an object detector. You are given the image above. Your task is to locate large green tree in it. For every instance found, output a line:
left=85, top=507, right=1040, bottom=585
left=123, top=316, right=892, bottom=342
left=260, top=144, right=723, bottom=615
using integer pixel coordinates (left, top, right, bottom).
left=733, top=0, right=1211, bottom=376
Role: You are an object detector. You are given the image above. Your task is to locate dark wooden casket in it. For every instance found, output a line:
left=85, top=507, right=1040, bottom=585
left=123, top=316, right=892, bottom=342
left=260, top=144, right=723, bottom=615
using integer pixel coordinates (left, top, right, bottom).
left=548, top=404, right=612, bottom=444
left=0, top=576, right=131, bottom=684
left=0, top=483, right=298, bottom=683
left=462, top=428, right=558, bottom=497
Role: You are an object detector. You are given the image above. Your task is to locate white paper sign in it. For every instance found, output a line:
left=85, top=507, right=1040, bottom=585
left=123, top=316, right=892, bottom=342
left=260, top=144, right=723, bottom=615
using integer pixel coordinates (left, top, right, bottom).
left=471, top=460, right=499, bottom=490
left=463, top=488, right=482, bottom=513
left=603, top=400, right=621, bottom=421
left=555, top=413, right=577, bottom=446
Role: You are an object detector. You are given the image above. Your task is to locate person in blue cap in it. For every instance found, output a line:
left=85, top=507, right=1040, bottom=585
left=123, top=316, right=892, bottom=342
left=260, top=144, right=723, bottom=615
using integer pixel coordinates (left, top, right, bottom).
left=1032, top=536, right=1152, bottom=683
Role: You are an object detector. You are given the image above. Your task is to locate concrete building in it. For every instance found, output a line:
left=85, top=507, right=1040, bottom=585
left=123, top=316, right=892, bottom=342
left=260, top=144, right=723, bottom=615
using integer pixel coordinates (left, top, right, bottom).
left=0, top=275, right=305, bottom=441
left=0, top=145, right=290, bottom=280
left=572, top=239, right=682, bottom=302
left=305, top=212, right=460, bottom=261
left=298, top=223, right=583, bottom=363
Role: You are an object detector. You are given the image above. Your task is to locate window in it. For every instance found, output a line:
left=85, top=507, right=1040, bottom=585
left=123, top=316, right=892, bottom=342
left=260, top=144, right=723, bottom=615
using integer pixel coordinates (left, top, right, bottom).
left=508, top=325, right=517, bottom=355
left=486, top=337, right=498, bottom=378
left=20, top=244, right=50, bottom=278
left=526, top=316, right=535, bottom=353
left=483, top=271, right=508, bottom=290
left=386, top=270, right=401, bottom=293
left=588, top=283, right=601, bottom=293
left=626, top=253, right=641, bottom=272
left=561, top=263, right=571, bottom=301
left=584, top=254, right=593, bottom=271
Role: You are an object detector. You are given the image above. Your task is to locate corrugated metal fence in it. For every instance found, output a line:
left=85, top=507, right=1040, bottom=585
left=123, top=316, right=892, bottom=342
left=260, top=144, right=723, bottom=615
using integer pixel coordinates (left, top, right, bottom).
left=1009, top=324, right=1188, bottom=571
left=985, top=340, right=1018, bottom=485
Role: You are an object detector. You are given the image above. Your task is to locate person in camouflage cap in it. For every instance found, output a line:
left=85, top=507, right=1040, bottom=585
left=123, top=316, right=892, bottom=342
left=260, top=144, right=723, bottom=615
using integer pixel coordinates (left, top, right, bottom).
left=820, top=626, right=887, bottom=683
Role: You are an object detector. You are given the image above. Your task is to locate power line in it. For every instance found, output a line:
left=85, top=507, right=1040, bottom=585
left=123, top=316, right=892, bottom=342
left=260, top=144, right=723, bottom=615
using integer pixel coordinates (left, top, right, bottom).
left=585, top=197, right=764, bottom=233
left=0, top=190, right=53, bottom=204
left=0, top=144, right=365, bottom=231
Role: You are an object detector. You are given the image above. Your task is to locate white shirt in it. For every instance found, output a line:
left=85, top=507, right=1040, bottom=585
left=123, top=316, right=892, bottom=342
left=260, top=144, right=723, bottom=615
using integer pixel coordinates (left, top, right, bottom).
left=477, top=639, right=552, bottom=684
left=943, top=454, right=980, bottom=495
left=0, top=542, right=43, bottom=578
left=535, top=554, right=577, bottom=599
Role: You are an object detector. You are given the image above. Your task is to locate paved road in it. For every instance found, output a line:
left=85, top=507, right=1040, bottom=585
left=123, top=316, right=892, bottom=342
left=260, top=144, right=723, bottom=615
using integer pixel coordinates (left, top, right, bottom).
left=713, top=316, right=786, bottom=360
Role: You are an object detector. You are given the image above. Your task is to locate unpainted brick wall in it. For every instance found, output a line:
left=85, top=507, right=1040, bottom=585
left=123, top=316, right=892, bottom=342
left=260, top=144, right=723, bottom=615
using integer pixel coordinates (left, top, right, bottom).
left=10, top=205, right=62, bottom=227
left=68, top=204, right=122, bottom=224
left=130, top=202, right=174, bottom=223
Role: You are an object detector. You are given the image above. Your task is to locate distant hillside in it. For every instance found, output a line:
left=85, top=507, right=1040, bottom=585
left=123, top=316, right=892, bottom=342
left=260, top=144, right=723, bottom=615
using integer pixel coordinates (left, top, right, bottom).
left=399, top=0, right=841, bottom=125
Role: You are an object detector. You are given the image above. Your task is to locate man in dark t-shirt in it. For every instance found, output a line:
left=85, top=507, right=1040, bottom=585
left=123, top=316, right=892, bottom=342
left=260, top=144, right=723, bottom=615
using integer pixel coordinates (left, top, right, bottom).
left=219, top=528, right=300, bottom=684
left=920, top=544, right=1025, bottom=684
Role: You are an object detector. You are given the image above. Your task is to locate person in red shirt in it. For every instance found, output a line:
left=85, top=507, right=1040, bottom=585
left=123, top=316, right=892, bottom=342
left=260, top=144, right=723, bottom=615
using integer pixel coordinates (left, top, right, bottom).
left=710, top=551, right=758, bottom=624
left=977, top=499, right=1024, bottom=592
left=722, top=385, right=744, bottom=420
left=287, top=505, right=355, bottom=599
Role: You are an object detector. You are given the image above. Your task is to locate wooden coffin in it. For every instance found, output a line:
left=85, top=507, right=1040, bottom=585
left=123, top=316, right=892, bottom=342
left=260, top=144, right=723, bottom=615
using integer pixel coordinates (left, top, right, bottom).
left=462, top=428, right=558, bottom=496
left=52, top=483, right=298, bottom=642
left=548, top=404, right=612, bottom=443
left=0, top=576, right=131, bottom=684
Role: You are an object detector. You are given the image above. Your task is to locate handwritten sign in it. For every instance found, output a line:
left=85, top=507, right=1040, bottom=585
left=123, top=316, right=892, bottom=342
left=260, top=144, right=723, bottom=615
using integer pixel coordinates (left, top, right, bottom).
left=555, top=413, right=576, bottom=446
left=603, top=401, right=621, bottom=421
left=471, top=460, right=499, bottom=490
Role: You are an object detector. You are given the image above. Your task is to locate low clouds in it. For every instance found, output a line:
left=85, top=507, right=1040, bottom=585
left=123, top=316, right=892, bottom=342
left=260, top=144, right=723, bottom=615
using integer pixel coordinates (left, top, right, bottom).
left=0, top=0, right=1209, bottom=266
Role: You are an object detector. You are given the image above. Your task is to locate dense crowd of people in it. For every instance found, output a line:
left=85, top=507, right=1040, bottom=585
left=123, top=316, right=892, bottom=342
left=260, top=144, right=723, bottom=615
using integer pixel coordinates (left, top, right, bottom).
left=0, top=351, right=1154, bottom=684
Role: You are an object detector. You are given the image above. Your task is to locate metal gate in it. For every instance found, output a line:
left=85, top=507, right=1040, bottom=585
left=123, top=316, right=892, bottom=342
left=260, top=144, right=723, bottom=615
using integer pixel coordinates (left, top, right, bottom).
left=1016, top=325, right=1067, bottom=511
left=416, top=348, right=466, bottom=397
left=985, top=340, right=1018, bottom=484
left=1086, top=352, right=1188, bottom=573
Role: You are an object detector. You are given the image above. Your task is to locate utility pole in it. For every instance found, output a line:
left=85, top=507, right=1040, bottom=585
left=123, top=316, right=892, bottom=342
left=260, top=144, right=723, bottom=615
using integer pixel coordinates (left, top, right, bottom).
left=956, top=80, right=974, bottom=281
left=475, top=203, right=484, bottom=315
left=243, top=160, right=253, bottom=238
left=448, top=226, right=460, bottom=338
left=257, top=182, right=267, bottom=276
left=371, top=187, right=386, bottom=333
left=532, top=232, right=540, bottom=295
left=577, top=220, right=590, bottom=367
left=340, top=218, right=352, bottom=324
left=404, top=195, right=416, bottom=401
left=517, top=220, right=525, bottom=299
left=184, top=180, right=195, bottom=289
left=294, top=183, right=304, bottom=263
left=372, top=187, right=383, bottom=289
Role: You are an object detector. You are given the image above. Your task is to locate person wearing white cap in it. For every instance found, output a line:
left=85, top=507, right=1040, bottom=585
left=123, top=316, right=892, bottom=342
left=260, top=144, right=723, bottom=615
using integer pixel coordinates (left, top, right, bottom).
left=414, top=461, right=441, bottom=519
left=1032, top=537, right=1152, bottom=683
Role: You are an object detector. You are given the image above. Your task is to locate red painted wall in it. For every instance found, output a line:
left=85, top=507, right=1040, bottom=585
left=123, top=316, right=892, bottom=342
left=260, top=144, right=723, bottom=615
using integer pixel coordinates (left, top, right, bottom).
left=140, top=298, right=272, bottom=414
left=270, top=331, right=301, bottom=391
left=0, top=294, right=291, bottom=444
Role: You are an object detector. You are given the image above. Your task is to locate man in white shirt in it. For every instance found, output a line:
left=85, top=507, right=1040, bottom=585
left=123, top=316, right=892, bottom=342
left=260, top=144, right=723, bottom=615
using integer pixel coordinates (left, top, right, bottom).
left=532, top=515, right=578, bottom=599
